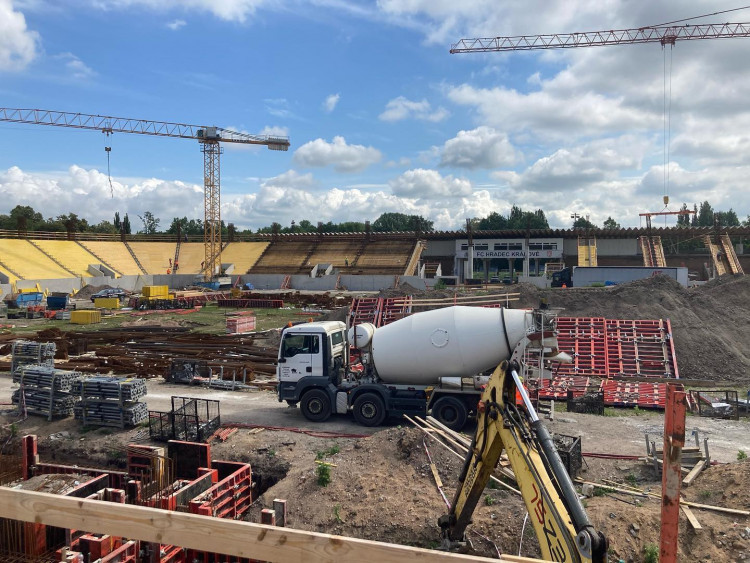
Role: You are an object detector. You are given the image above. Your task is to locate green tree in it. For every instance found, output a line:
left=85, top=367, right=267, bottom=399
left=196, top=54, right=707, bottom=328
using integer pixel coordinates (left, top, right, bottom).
left=372, top=212, right=433, bottom=232
left=122, top=213, right=132, bottom=235
left=676, top=203, right=691, bottom=227
left=137, top=212, right=160, bottom=234
left=90, top=220, right=118, bottom=234
left=603, top=217, right=621, bottom=229
left=697, top=201, right=713, bottom=227
left=114, top=212, right=121, bottom=232
left=475, top=207, right=549, bottom=231
left=716, top=208, right=740, bottom=227
left=477, top=212, right=508, bottom=230
left=8, top=205, right=44, bottom=231
left=573, top=217, right=597, bottom=229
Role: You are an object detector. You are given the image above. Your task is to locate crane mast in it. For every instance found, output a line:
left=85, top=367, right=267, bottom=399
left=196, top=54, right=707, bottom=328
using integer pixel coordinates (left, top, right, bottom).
left=0, top=108, right=290, bottom=280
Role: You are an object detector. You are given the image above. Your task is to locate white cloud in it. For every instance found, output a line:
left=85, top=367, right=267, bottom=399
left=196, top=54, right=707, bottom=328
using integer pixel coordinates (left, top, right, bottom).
left=0, top=0, right=40, bottom=71
left=323, top=93, right=340, bottom=113
left=166, top=18, right=186, bottom=30
left=90, top=0, right=266, bottom=22
left=259, top=125, right=289, bottom=137
left=262, top=169, right=315, bottom=189
left=54, top=52, right=95, bottom=80
left=440, top=126, right=520, bottom=169
left=389, top=168, right=473, bottom=198
left=293, top=136, right=382, bottom=173
left=448, top=84, right=655, bottom=141
left=379, top=96, right=449, bottom=122
left=492, top=136, right=648, bottom=191
left=0, top=165, right=204, bottom=224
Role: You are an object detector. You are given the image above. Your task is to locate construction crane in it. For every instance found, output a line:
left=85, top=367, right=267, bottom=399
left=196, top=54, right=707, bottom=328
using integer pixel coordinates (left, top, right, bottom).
left=0, top=108, right=290, bottom=280
left=450, top=22, right=750, bottom=52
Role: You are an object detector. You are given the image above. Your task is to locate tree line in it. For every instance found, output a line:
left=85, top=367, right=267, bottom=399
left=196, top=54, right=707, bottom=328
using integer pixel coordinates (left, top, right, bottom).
left=0, top=201, right=745, bottom=236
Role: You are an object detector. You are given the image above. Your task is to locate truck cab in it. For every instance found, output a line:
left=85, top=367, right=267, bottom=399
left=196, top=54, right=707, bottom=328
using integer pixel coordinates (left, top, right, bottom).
left=277, top=321, right=347, bottom=415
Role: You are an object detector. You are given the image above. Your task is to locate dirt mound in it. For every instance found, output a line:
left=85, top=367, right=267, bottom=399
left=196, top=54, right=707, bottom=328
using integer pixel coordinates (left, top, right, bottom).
left=515, top=276, right=750, bottom=382
left=74, top=284, right=113, bottom=299
left=248, top=427, right=532, bottom=559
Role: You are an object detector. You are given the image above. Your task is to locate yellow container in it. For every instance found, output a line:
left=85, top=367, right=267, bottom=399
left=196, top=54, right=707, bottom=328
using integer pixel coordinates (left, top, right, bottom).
left=94, top=297, right=120, bottom=309
left=143, top=285, right=169, bottom=299
left=70, top=310, right=102, bottom=324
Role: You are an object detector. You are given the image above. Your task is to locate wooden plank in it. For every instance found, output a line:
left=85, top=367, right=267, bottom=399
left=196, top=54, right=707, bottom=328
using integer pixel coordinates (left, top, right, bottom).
left=682, top=461, right=706, bottom=488
left=430, top=463, right=444, bottom=489
left=0, top=487, right=530, bottom=563
left=681, top=505, right=702, bottom=531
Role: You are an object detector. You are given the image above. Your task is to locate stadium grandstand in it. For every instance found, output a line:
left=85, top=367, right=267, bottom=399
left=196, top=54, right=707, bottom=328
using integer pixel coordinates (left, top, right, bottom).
left=0, top=225, right=748, bottom=296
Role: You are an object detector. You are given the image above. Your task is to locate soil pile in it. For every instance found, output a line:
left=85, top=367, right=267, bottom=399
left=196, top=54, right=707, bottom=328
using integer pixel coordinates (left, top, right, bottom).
left=515, top=275, right=750, bottom=382
left=74, top=285, right=114, bottom=299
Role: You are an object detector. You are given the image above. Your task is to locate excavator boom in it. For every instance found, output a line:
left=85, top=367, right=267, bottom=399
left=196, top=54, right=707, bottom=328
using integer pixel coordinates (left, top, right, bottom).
left=439, top=331, right=607, bottom=562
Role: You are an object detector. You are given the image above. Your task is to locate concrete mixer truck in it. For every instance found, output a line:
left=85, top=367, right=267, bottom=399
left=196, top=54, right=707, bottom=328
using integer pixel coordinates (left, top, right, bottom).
left=276, top=305, right=558, bottom=430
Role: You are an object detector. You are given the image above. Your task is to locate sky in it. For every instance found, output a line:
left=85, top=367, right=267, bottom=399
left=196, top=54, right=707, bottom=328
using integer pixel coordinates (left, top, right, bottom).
left=2, top=0, right=750, bottom=232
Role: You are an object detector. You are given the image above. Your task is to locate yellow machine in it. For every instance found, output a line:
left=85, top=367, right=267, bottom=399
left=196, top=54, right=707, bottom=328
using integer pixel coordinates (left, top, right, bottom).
left=439, top=320, right=608, bottom=562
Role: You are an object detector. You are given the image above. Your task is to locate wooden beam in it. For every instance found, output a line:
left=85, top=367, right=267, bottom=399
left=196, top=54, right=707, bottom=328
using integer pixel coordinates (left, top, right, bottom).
left=681, top=505, right=703, bottom=531
left=682, top=460, right=706, bottom=488
left=0, top=487, right=534, bottom=563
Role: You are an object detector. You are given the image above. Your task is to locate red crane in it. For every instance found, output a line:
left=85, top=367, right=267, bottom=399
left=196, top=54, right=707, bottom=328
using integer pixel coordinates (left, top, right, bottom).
left=450, top=22, right=750, bottom=53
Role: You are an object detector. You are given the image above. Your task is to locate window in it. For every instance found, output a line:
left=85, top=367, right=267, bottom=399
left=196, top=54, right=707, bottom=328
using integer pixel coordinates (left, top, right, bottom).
left=282, top=334, right=319, bottom=357
left=508, top=243, right=523, bottom=250
left=331, top=331, right=344, bottom=345
left=494, top=243, right=508, bottom=250
left=474, top=244, right=489, bottom=250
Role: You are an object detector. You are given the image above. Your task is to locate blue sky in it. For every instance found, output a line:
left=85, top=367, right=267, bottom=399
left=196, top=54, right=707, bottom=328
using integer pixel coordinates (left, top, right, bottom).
left=2, top=0, right=750, bottom=231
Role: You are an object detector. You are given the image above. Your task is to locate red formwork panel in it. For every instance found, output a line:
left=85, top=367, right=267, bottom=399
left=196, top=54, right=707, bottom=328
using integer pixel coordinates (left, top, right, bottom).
left=604, top=319, right=679, bottom=379
left=158, top=545, right=186, bottom=562
left=553, top=317, right=609, bottom=377
left=538, top=376, right=591, bottom=400
left=186, top=550, right=253, bottom=563
left=189, top=461, right=252, bottom=519
left=554, top=317, right=679, bottom=380
left=600, top=380, right=681, bottom=409
left=100, top=541, right=138, bottom=563
left=380, top=297, right=412, bottom=326
left=349, top=297, right=382, bottom=326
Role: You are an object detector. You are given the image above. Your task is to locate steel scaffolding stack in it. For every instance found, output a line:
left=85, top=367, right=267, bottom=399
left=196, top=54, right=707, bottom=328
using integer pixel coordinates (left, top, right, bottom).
left=10, top=340, right=55, bottom=374
left=12, top=365, right=81, bottom=420
left=72, top=376, right=149, bottom=428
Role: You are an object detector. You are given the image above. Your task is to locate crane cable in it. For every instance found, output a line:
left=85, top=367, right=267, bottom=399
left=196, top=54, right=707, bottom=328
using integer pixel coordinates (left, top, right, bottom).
left=662, top=41, right=673, bottom=222
left=104, top=128, right=114, bottom=198
left=650, top=5, right=750, bottom=28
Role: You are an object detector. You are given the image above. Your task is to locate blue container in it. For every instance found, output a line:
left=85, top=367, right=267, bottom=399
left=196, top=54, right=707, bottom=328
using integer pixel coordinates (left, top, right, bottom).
left=47, top=295, right=69, bottom=310
left=15, top=292, right=43, bottom=305
left=196, top=281, right=220, bottom=291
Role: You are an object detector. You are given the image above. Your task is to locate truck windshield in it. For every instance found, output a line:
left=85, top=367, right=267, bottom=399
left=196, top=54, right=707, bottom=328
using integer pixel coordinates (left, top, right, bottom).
left=282, top=334, right=319, bottom=357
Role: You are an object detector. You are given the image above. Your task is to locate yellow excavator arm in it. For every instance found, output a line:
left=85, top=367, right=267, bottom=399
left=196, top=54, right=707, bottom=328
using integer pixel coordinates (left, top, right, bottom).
left=439, top=352, right=608, bottom=562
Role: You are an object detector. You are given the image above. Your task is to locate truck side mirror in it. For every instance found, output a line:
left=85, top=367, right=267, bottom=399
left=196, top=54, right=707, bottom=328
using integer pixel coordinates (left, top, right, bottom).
left=278, top=358, right=286, bottom=363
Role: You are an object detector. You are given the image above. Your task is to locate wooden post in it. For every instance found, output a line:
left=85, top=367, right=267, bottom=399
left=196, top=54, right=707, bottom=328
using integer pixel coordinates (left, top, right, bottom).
left=659, top=383, right=687, bottom=563
left=261, top=508, right=276, bottom=526
left=273, top=499, right=287, bottom=527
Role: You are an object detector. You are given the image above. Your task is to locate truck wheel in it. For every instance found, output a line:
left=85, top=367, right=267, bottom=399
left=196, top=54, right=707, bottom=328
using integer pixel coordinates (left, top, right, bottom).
left=352, top=393, right=386, bottom=427
left=432, top=397, right=468, bottom=431
left=300, top=389, right=331, bottom=422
